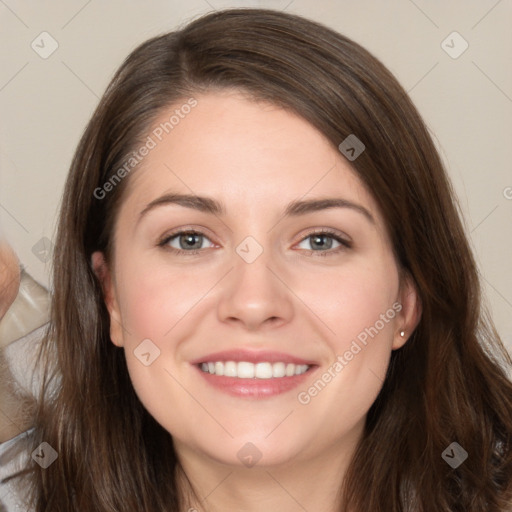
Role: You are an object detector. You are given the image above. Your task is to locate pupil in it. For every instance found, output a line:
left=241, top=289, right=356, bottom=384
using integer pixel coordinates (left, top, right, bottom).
left=181, top=233, right=201, bottom=249
left=311, top=234, right=332, bottom=250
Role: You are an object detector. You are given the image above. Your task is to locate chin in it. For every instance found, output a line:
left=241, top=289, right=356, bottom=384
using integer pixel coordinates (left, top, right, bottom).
left=188, top=432, right=307, bottom=469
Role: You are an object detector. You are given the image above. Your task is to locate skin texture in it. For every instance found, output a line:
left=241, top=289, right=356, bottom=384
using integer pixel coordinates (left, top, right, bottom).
left=93, top=90, right=421, bottom=511
left=0, top=241, right=20, bottom=327
left=0, top=240, right=22, bottom=442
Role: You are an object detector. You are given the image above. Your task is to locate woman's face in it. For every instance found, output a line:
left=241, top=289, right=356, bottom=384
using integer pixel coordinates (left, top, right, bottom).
left=94, top=90, right=419, bottom=470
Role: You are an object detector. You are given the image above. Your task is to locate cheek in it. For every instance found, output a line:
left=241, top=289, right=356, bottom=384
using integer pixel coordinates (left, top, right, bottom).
left=113, top=260, right=199, bottom=427
left=115, top=258, right=206, bottom=342
left=112, top=257, right=221, bottom=419
left=298, top=257, right=399, bottom=350
left=295, top=258, right=399, bottom=418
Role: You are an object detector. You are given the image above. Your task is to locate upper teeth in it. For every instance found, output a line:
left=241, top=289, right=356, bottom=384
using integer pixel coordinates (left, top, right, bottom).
left=200, top=361, right=310, bottom=379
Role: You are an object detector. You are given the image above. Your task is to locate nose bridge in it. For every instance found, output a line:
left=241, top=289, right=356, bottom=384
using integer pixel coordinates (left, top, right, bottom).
left=234, top=237, right=273, bottom=287
left=231, top=236, right=280, bottom=304
left=216, top=235, right=294, bottom=329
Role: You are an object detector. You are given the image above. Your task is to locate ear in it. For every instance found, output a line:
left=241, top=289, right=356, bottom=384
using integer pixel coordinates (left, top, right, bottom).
left=91, top=251, right=124, bottom=347
left=392, top=271, right=422, bottom=350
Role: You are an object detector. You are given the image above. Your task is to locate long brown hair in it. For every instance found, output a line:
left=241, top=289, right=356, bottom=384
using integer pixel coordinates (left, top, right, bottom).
left=14, top=8, right=512, bottom=511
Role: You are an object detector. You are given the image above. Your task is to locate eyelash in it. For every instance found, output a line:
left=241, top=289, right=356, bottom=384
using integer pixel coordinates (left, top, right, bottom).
left=158, top=228, right=352, bottom=257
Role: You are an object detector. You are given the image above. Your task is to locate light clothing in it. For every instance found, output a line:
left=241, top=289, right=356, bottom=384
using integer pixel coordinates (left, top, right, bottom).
left=0, top=271, right=50, bottom=511
left=0, top=429, right=34, bottom=511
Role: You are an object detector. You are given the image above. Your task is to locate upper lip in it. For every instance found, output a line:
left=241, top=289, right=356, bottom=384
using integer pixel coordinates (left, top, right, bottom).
left=190, top=349, right=317, bottom=366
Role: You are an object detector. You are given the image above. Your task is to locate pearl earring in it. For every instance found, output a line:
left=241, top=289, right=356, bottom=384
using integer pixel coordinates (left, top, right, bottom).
left=400, top=330, right=405, bottom=337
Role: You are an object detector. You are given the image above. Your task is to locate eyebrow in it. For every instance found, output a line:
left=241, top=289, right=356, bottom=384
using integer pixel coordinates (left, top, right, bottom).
left=138, top=193, right=374, bottom=224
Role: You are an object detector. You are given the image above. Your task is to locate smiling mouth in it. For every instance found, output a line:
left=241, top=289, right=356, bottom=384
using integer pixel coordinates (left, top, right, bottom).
left=199, top=361, right=311, bottom=379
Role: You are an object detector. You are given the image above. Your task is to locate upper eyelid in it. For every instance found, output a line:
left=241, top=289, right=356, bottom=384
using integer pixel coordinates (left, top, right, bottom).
left=297, top=227, right=351, bottom=242
left=158, top=226, right=216, bottom=244
left=173, top=231, right=214, bottom=244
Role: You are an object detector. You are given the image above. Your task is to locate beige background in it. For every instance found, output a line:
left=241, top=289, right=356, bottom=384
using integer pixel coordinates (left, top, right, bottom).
left=1, top=0, right=511, bottom=350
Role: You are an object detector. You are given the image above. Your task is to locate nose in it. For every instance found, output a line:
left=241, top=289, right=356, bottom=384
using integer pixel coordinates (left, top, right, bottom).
left=216, top=247, right=294, bottom=332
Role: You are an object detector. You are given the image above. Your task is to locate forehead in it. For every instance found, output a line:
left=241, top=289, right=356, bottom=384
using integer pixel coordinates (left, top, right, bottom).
left=119, top=90, right=381, bottom=224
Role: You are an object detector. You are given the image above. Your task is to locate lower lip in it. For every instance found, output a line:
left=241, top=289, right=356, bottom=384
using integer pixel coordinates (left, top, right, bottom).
left=195, top=365, right=316, bottom=399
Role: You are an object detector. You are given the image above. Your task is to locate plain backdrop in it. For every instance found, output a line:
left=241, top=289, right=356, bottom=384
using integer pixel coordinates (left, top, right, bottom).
left=0, top=0, right=511, bottom=351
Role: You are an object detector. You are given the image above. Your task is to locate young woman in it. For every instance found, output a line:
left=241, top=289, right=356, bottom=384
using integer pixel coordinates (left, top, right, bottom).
left=2, top=8, right=511, bottom=512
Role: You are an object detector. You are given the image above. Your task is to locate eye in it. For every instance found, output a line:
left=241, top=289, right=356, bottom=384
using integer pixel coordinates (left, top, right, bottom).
left=159, top=230, right=214, bottom=254
left=157, top=228, right=351, bottom=256
left=295, top=230, right=351, bottom=255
